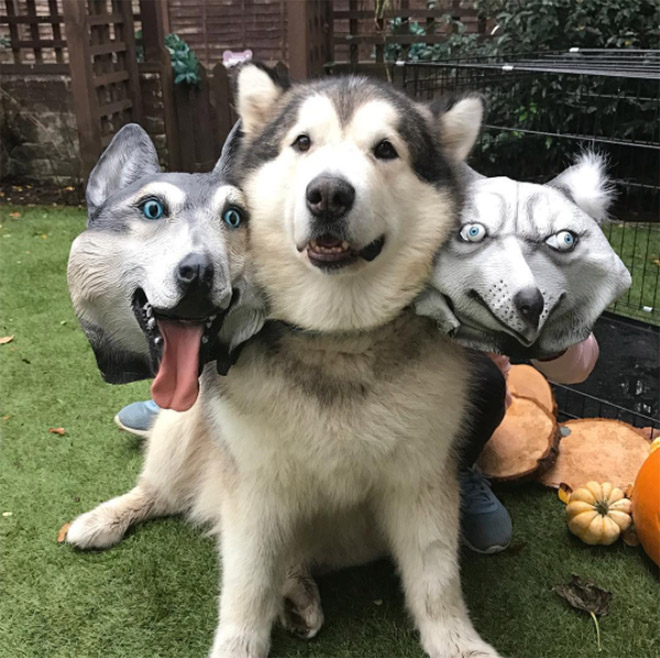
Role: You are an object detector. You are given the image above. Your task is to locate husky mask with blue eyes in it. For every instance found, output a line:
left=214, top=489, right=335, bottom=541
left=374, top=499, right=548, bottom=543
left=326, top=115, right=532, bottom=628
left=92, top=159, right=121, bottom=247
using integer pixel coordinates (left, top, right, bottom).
left=67, top=123, right=266, bottom=411
left=415, top=154, right=632, bottom=358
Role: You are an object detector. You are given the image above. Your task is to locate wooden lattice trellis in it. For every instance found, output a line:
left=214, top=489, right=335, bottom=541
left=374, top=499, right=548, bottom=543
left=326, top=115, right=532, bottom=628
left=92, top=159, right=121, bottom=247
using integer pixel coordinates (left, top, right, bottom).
left=61, top=0, right=143, bottom=177
left=2, top=0, right=67, bottom=70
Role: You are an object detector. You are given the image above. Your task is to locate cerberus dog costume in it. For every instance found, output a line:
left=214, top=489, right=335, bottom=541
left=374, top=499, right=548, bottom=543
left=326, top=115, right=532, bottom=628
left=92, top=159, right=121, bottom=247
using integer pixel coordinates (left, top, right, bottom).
left=68, top=63, right=623, bottom=658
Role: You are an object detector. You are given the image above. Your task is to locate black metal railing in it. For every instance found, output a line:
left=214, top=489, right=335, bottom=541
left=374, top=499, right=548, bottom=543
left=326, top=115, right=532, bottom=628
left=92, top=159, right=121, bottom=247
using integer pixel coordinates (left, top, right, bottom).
left=396, top=49, right=660, bottom=325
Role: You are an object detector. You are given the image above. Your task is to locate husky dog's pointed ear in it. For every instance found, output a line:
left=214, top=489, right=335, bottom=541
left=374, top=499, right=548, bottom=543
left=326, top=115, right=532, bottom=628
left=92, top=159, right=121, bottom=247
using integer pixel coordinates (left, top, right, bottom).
left=234, top=62, right=288, bottom=138
left=547, top=152, right=614, bottom=222
left=431, top=94, right=483, bottom=162
left=86, top=123, right=160, bottom=216
left=213, top=120, right=244, bottom=176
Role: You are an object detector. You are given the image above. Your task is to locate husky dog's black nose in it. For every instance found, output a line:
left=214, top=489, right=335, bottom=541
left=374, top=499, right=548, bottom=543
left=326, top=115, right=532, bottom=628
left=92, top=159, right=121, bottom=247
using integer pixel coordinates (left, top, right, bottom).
left=306, top=175, right=355, bottom=221
left=177, top=253, right=214, bottom=290
left=514, top=287, right=544, bottom=329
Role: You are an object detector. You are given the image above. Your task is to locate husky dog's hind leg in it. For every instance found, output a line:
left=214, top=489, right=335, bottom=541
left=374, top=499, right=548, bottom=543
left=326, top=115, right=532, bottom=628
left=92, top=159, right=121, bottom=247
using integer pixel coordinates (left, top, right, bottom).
left=67, top=407, right=206, bottom=549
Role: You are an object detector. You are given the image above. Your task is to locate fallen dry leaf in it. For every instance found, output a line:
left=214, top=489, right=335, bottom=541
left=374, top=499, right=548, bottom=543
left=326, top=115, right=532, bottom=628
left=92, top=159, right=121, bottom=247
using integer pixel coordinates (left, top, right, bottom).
left=64, top=186, right=75, bottom=192
left=624, top=483, right=634, bottom=499
left=1, top=415, right=10, bottom=421
left=57, top=522, right=71, bottom=543
left=553, top=574, right=611, bottom=651
left=558, top=482, right=573, bottom=504
left=2, top=511, right=12, bottom=517
left=0, top=335, right=14, bottom=345
left=9, top=211, right=21, bottom=219
left=48, top=427, right=66, bottom=436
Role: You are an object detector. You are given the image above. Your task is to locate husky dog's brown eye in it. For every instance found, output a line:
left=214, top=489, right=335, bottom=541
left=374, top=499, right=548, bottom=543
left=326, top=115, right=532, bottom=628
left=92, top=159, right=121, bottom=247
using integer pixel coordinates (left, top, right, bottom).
left=292, top=134, right=311, bottom=152
left=373, top=139, right=398, bottom=160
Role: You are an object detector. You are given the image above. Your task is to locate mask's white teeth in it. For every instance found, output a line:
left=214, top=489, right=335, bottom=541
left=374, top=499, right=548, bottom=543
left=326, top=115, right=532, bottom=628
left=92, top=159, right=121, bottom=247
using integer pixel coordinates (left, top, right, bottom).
left=210, top=314, right=217, bottom=321
left=154, top=336, right=162, bottom=346
left=206, top=319, right=213, bottom=328
left=147, top=318, right=156, bottom=330
left=341, top=241, right=350, bottom=251
left=201, top=335, right=209, bottom=344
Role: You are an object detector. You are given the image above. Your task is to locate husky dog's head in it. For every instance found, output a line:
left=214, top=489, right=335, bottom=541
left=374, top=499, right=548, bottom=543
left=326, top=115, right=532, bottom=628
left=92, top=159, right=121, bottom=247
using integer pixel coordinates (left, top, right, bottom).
left=232, top=63, right=483, bottom=331
left=415, top=154, right=632, bottom=357
left=67, top=123, right=265, bottom=411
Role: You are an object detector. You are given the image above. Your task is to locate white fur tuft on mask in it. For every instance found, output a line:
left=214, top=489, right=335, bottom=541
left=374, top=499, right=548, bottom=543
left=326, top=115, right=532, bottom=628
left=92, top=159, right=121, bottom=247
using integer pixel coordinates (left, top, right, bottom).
left=549, top=152, right=614, bottom=223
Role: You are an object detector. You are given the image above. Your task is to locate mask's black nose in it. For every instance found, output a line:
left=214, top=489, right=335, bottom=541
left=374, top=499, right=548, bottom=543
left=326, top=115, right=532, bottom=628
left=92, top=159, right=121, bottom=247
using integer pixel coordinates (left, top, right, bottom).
left=306, top=175, right=355, bottom=222
left=177, top=253, right=214, bottom=291
left=514, top=287, right=544, bottom=329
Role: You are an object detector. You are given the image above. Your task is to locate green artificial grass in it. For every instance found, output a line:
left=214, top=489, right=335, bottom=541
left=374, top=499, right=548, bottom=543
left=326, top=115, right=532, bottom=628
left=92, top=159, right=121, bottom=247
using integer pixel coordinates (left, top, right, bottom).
left=1, top=206, right=658, bottom=658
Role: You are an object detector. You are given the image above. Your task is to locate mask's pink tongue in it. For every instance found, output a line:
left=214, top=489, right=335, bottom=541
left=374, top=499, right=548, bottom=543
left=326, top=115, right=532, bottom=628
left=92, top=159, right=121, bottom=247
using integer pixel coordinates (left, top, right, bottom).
left=151, top=320, right=204, bottom=412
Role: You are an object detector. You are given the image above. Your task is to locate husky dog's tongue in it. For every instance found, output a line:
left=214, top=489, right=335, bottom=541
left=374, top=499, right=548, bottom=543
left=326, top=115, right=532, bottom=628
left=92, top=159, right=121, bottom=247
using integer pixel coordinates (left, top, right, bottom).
left=151, top=320, right=204, bottom=412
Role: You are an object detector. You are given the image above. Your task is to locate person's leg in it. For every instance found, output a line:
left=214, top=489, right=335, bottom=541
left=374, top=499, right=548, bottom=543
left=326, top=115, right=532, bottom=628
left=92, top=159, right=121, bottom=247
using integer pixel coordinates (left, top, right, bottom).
left=114, top=399, right=160, bottom=438
left=459, top=354, right=507, bottom=469
left=457, top=354, right=512, bottom=554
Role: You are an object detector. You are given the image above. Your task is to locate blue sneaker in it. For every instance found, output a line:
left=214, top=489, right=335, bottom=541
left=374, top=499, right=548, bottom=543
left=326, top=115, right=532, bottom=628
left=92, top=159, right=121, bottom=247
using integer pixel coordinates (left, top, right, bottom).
left=114, top=400, right=160, bottom=438
left=459, top=465, right=512, bottom=554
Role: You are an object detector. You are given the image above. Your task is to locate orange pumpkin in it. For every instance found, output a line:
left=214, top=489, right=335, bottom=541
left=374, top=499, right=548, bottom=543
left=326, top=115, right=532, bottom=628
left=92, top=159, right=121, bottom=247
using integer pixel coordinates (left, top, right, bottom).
left=631, top=440, right=660, bottom=566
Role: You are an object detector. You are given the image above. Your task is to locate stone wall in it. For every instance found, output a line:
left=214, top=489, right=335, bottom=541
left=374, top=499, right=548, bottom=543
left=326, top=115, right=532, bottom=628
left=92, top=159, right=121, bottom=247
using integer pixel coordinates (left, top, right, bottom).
left=0, top=72, right=168, bottom=185
left=0, top=75, right=80, bottom=184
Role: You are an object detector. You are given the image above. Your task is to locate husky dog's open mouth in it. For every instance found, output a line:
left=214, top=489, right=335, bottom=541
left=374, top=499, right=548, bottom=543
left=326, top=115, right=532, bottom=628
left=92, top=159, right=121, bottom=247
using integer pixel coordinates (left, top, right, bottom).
left=305, top=233, right=385, bottom=270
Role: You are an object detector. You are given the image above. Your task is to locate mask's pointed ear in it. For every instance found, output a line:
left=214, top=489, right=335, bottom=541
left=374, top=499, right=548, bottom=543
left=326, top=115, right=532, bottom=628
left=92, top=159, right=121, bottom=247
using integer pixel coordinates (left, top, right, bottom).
left=547, top=152, right=614, bottom=223
left=213, top=120, right=244, bottom=176
left=86, top=123, right=160, bottom=217
left=431, top=94, right=483, bottom=162
left=215, top=272, right=267, bottom=374
left=234, top=62, right=288, bottom=139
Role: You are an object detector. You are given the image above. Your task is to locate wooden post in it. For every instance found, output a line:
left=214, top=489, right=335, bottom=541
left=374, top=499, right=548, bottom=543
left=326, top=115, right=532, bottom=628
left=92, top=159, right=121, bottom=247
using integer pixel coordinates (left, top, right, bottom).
left=61, top=0, right=101, bottom=181
left=210, top=62, right=236, bottom=149
left=117, top=0, right=143, bottom=123
left=139, top=0, right=180, bottom=169
left=287, top=0, right=333, bottom=80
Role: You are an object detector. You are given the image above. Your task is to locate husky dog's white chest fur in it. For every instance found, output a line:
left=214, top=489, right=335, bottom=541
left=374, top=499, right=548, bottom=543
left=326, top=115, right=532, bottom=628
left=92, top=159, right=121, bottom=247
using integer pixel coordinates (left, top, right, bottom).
left=204, top=312, right=470, bottom=509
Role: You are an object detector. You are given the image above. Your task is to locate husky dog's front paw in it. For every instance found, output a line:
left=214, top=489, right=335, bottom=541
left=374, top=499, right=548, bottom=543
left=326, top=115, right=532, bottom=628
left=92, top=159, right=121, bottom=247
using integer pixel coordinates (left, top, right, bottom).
left=208, top=633, right=269, bottom=658
left=424, top=627, right=503, bottom=658
left=66, top=506, right=126, bottom=550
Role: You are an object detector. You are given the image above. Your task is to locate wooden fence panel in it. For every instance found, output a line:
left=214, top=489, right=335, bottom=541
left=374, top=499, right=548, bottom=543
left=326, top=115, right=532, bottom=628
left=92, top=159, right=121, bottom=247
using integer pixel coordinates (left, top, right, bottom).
left=332, top=0, right=487, bottom=68
left=62, top=0, right=142, bottom=178
left=1, top=0, right=66, bottom=65
left=167, top=0, right=288, bottom=67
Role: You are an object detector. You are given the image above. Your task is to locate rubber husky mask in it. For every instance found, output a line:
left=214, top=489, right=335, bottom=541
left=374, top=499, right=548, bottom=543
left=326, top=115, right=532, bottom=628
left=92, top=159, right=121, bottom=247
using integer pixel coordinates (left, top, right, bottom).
left=415, top=154, right=632, bottom=358
left=67, top=123, right=265, bottom=411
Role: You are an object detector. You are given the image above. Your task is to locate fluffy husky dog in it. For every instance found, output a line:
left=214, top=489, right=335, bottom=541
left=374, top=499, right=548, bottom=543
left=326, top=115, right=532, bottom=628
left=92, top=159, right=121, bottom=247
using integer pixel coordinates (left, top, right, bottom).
left=67, top=65, right=503, bottom=658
